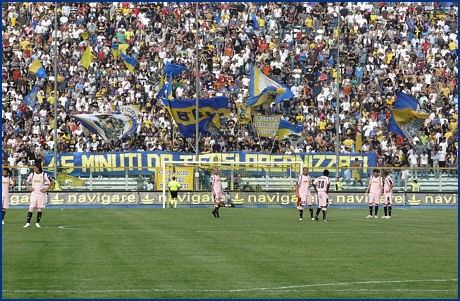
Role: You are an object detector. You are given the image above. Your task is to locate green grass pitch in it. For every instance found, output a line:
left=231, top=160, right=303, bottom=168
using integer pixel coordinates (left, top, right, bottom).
left=2, top=207, right=458, bottom=299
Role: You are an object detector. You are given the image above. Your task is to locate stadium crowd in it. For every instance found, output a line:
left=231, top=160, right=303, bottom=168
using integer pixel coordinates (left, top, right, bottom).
left=1, top=2, right=458, bottom=178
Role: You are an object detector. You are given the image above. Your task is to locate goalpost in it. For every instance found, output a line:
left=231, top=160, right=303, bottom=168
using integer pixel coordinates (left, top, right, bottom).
left=161, top=161, right=303, bottom=208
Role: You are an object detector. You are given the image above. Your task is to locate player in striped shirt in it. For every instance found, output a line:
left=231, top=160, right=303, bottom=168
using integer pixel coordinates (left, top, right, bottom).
left=210, top=167, right=223, bottom=218
left=365, top=169, right=384, bottom=218
left=381, top=170, right=394, bottom=219
left=312, top=169, right=330, bottom=222
left=296, top=167, right=314, bottom=221
left=2, top=168, right=15, bottom=224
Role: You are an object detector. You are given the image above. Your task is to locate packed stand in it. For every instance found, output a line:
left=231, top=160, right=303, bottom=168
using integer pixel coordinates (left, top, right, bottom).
left=1, top=2, right=458, bottom=179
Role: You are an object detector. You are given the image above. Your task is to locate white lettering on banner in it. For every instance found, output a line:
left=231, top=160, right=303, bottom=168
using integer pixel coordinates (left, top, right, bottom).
left=7, top=192, right=458, bottom=207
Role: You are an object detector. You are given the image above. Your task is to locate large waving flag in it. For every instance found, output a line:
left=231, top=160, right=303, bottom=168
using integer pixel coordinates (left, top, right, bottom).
left=164, top=62, right=187, bottom=77
left=120, top=52, right=137, bottom=72
left=29, top=59, right=47, bottom=78
left=73, top=114, right=137, bottom=142
left=80, top=45, right=94, bottom=69
left=246, top=64, right=293, bottom=107
left=388, top=92, right=429, bottom=140
left=23, top=84, right=39, bottom=108
left=278, top=120, right=301, bottom=140
left=168, top=96, right=229, bottom=137
left=163, top=62, right=186, bottom=100
left=111, top=43, right=129, bottom=59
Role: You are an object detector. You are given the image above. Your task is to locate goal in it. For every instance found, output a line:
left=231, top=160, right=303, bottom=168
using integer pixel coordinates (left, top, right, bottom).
left=160, top=161, right=303, bottom=208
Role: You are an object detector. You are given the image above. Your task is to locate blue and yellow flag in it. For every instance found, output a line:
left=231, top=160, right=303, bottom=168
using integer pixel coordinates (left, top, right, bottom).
left=246, top=63, right=293, bottom=107
left=111, top=43, right=129, bottom=59
left=23, top=84, right=39, bottom=108
left=73, top=114, right=137, bottom=142
left=120, top=52, right=137, bottom=72
left=278, top=119, right=301, bottom=140
left=168, top=96, right=229, bottom=137
left=157, top=75, right=167, bottom=99
left=80, top=45, right=93, bottom=69
left=163, top=62, right=186, bottom=100
left=29, top=59, right=47, bottom=78
left=164, top=62, right=187, bottom=77
left=388, top=92, right=429, bottom=139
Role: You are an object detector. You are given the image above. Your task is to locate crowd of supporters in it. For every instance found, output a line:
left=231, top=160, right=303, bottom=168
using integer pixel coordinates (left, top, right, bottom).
left=1, top=2, right=458, bottom=178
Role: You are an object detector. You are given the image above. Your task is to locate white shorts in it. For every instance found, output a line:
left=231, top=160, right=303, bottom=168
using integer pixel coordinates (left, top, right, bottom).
left=369, top=193, right=381, bottom=205
left=30, top=192, right=46, bottom=209
left=214, top=194, right=224, bottom=204
left=383, top=194, right=392, bottom=205
left=2, top=196, right=9, bottom=209
left=299, top=195, right=312, bottom=207
left=317, top=192, right=328, bottom=208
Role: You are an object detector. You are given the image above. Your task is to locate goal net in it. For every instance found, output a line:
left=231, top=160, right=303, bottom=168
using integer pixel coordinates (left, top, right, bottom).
left=161, top=161, right=302, bottom=208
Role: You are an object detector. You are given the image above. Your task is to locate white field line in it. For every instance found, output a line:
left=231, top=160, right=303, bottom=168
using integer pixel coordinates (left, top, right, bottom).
left=3, top=279, right=457, bottom=294
left=56, top=224, right=457, bottom=235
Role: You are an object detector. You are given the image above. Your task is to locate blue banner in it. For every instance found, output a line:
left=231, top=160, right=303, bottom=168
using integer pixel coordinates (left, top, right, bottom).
left=168, top=96, right=230, bottom=137
left=44, top=152, right=376, bottom=178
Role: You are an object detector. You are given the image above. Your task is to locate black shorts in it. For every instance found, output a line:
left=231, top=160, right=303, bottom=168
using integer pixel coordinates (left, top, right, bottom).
left=170, top=191, right=178, bottom=198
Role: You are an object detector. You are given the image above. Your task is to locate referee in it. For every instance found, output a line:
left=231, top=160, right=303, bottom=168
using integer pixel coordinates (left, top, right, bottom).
left=167, top=176, right=181, bottom=209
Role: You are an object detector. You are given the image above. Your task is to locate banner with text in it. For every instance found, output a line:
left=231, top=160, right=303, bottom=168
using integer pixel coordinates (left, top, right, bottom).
left=254, top=115, right=281, bottom=137
left=155, top=167, right=194, bottom=190
left=44, top=151, right=376, bottom=178
left=8, top=192, right=456, bottom=207
left=9, top=191, right=139, bottom=206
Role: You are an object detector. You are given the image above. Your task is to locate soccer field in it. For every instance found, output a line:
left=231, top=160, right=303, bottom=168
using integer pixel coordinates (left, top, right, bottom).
left=2, top=208, right=457, bottom=299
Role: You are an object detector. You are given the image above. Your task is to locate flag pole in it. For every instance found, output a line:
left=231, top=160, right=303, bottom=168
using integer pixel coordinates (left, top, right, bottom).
left=53, top=2, right=58, bottom=179
left=335, top=3, right=341, bottom=180
left=194, top=3, right=200, bottom=189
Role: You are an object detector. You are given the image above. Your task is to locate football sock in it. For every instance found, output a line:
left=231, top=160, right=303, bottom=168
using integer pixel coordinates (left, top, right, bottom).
left=315, top=208, right=321, bottom=217
left=37, top=211, right=42, bottom=223
left=369, top=206, right=373, bottom=216
left=388, top=206, right=392, bottom=217
left=374, top=206, right=379, bottom=216
left=2, top=210, right=5, bottom=220
left=299, top=210, right=303, bottom=218
left=309, top=208, right=313, bottom=218
left=384, top=207, right=387, bottom=216
left=27, top=212, right=32, bottom=223
left=322, top=210, right=326, bottom=220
